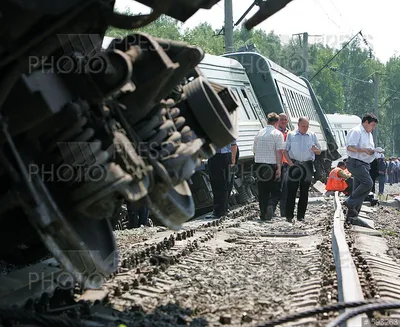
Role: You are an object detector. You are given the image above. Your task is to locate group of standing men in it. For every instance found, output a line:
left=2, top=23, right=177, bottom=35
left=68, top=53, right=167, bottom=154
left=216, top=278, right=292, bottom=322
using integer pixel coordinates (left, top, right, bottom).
left=252, top=112, right=321, bottom=222
left=206, top=110, right=384, bottom=224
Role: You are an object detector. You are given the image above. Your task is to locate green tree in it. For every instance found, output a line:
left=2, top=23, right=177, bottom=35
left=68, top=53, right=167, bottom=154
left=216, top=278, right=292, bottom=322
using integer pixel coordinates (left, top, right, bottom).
left=182, top=23, right=224, bottom=55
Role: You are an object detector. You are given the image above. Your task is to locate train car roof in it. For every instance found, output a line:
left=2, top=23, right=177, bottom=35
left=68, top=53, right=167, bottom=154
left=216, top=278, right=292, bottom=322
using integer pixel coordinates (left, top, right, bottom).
left=326, top=113, right=362, bottom=125
left=224, top=51, right=308, bottom=88
left=200, top=53, right=245, bottom=71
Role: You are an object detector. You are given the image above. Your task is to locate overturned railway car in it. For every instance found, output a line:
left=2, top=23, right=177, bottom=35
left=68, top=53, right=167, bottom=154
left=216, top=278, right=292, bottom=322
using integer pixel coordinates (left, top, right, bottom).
left=223, top=51, right=340, bottom=182
left=190, top=54, right=267, bottom=213
left=101, top=38, right=339, bottom=219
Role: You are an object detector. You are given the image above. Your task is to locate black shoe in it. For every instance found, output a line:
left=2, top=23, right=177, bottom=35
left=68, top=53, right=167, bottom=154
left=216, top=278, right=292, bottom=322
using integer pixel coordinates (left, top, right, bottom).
left=286, top=217, right=293, bottom=223
left=266, top=205, right=274, bottom=220
left=297, top=217, right=305, bottom=222
left=346, top=208, right=358, bottom=218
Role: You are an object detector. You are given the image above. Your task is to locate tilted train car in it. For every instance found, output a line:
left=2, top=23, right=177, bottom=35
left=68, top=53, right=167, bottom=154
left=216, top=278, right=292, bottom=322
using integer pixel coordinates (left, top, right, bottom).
left=102, top=37, right=339, bottom=218
left=223, top=51, right=341, bottom=182
left=191, top=54, right=267, bottom=213
left=326, top=113, right=362, bottom=166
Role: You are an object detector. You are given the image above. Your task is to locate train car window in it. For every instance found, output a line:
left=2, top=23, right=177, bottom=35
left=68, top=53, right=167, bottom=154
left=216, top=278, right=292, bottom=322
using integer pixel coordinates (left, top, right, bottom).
left=240, top=88, right=258, bottom=120
left=298, top=93, right=307, bottom=118
left=289, top=90, right=300, bottom=118
left=235, top=87, right=256, bottom=120
left=231, top=88, right=250, bottom=120
left=283, top=88, right=296, bottom=118
left=245, top=88, right=265, bottom=122
left=304, top=96, right=312, bottom=120
left=290, top=91, right=302, bottom=116
left=307, top=98, right=315, bottom=120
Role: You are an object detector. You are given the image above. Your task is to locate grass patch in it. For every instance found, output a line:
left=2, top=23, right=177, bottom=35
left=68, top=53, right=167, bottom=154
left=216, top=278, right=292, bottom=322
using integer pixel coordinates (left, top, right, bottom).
left=381, top=228, right=398, bottom=237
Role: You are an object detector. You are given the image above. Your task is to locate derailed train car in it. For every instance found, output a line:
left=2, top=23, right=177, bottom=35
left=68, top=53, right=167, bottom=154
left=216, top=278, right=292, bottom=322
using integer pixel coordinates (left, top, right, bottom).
left=223, top=51, right=341, bottom=182
left=190, top=54, right=267, bottom=213
left=190, top=52, right=341, bottom=214
left=101, top=39, right=340, bottom=217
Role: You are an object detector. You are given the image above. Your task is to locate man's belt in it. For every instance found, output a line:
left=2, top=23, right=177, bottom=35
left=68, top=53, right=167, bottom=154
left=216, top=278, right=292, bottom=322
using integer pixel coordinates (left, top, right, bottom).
left=291, top=159, right=313, bottom=164
left=348, top=157, right=369, bottom=165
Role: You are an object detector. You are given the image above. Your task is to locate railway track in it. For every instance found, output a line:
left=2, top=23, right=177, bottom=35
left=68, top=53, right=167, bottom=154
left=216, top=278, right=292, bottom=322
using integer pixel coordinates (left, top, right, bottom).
left=1, top=194, right=400, bottom=326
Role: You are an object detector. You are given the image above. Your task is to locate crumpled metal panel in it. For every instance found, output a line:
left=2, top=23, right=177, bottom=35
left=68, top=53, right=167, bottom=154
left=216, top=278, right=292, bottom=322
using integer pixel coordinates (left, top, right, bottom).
left=133, top=0, right=221, bottom=22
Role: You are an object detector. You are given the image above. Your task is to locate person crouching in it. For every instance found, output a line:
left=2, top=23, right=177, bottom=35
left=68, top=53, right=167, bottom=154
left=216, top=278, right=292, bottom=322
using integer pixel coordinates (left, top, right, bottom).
left=326, top=161, right=353, bottom=195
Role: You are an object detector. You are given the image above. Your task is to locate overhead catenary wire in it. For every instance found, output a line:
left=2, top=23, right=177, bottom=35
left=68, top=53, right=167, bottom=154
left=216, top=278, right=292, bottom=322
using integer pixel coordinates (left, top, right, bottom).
left=310, top=30, right=362, bottom=81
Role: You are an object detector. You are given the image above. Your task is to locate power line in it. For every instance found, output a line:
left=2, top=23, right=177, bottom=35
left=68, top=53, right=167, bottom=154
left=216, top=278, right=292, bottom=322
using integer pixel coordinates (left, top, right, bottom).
left=310, top=30, right=362, bottom=81
left=312, top=0, right=342, bottom=30
left=328, top=67, right=373, bottom=84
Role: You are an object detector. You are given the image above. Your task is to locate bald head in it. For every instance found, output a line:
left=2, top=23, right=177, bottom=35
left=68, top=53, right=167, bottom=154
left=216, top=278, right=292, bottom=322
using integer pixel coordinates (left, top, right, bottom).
left=278, top=113, right=288, bottom=130
left=298, top=117, right=309, bottom=134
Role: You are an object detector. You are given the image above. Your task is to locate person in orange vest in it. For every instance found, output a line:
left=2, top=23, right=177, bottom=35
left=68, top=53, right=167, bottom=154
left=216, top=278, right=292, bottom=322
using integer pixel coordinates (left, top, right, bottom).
left=326, top=161, right=353, bottom=195
left=342, top=158, right=351, bottom=176
left=277, top=113, right=289, bottom=217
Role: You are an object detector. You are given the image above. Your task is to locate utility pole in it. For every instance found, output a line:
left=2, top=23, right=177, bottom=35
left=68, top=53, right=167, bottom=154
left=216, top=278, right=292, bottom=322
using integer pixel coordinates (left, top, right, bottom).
left=224, top=0, right=234, bottom=53
left=303, top=32, right=309, bottom=79
left=374, top=71, right=380, bottom=146
left=293, top=32, right=313, bottom=79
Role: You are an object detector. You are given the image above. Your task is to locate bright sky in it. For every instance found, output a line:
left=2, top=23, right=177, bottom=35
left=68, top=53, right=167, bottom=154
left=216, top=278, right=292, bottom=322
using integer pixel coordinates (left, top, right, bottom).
left=114, top=0, right=399, bottom=63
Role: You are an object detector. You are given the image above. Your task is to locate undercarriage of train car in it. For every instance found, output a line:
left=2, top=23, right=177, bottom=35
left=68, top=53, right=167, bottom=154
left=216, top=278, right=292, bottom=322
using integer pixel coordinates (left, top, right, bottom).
left=0, top=0, right=247, bottom=287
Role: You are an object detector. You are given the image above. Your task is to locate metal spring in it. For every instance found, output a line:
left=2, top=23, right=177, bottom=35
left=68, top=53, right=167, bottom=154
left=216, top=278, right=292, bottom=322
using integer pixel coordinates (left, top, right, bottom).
left=44, top=107, right=109, bottom=185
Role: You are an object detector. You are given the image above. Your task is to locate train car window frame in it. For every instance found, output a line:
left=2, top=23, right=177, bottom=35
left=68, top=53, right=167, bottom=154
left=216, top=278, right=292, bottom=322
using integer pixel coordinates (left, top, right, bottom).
left=305, top=96, right=313, bottom=120
left=298, top=93, right=307, bottom=118
left=245, top=87, right=265, bottom=122
left=284, top=87, right=296, bottom=119
left=240, top=87, right=259, bottom=121
left=289, top=90, right=300, bottom=118
left=278, top=84, right=293, bottom=119
left=292, top=91, right=301, bottom=115
left=235, top=87, right=257, bottom=121
left=231, top=88, right=251, bottom=121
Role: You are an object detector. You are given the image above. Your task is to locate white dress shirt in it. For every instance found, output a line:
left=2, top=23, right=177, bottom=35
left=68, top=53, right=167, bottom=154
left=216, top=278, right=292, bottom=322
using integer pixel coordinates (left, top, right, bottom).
left=346, top=124, right=375, bottom=164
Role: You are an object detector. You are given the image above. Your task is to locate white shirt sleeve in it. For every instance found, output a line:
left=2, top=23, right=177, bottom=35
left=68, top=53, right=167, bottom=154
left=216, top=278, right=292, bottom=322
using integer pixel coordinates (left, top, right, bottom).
left=276, top=132, right=285, bottom=150
left=346, top=129, right=360, bottom=147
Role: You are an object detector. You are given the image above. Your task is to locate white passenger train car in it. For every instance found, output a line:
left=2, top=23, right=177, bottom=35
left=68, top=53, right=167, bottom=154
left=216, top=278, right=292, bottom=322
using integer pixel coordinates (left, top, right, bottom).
left=326, top=113, right=362, bottom=166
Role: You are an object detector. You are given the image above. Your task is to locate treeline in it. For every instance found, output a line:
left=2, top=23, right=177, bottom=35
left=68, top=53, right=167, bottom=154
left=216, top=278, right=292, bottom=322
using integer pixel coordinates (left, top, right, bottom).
left=106, top=14, right=400, bottom=156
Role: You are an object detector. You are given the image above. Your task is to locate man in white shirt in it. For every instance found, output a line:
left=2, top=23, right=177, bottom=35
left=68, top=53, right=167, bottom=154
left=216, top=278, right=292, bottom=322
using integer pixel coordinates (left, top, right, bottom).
left=253, top=112, right=285, bottom=221
left=344, top=113, right=378, bottom=218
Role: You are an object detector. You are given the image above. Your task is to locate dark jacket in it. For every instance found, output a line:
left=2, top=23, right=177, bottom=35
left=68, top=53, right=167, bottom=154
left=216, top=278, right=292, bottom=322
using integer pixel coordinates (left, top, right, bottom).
left=377, top=158, right=387, bottom=175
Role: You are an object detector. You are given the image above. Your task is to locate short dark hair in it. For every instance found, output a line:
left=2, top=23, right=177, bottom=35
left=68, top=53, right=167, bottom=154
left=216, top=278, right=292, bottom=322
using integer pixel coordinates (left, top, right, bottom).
left=267, top=112, right=279, bottom=124
left=362, top=113, right=378, bottom=124
left=337, top=161, right=345, bottom=167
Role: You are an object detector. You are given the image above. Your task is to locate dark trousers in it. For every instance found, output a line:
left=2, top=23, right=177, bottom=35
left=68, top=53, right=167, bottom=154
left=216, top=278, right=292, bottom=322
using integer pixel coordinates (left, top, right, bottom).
left=127, top=202, right=149, bottom=228
left=369, top=159, right=378, bottom=193
left=280, top=164, right=288, bottom=217
left=378, top=174, right=385, bottom=194
left=208, top=153, right=231, bottom=216
left=285, top=161, right=313, bottom=220
left=346, top=157, right=373, bottom=212
left=255, top=163, right=281, bottom=219
left=227, top=147, right=240, bottom=206
left=344, top=177, right=353, bottom=195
